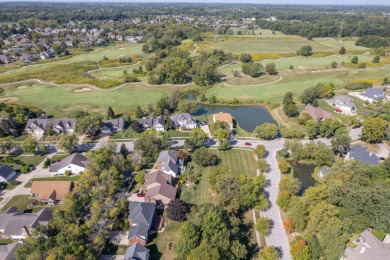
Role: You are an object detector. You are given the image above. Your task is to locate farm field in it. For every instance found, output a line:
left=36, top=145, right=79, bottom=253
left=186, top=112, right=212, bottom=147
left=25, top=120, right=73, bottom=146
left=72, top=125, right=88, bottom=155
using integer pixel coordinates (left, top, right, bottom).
left=181, top=149, right=257, bottom=206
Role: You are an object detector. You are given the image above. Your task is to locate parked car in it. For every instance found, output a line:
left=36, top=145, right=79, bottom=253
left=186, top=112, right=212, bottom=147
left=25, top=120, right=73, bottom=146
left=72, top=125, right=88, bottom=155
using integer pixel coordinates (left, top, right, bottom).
left=244, top=142, right=252, bottom=146
left=136, top=193, right=145, bottom=197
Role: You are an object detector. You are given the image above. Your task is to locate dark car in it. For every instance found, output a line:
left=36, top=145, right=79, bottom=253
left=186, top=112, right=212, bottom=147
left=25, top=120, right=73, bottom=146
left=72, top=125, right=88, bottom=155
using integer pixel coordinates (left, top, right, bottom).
left=244, top=142, right=252, bottom=146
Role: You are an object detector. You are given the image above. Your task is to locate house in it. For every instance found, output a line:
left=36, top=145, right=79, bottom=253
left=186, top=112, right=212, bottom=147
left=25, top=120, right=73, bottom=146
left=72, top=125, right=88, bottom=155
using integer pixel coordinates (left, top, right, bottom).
left=345, top=145, right=381, bottom=165
left=65, top=41, right=73, bottom=47
left=127, top=202, right=155, bottom=246
left=49, top=153, right=88, bottom=175
left=0, top=166, right=17, bottom=183
left=154, top=150, right=183, bottom=177
left=137, top=116, right=165, bottom=132
left=302, top=104, right=334, bottom=121
left=52, top=118, right=76, bottom=134
left=25, top=116, right=53, bottom=135
left=0, top=207, right=52, bottom=239
left=30, top=181, right=73, bottom=205
left=170, top=113, right=197, bottom=130
left=342, top=230, right=390, bottom=260
left=0, top=55, right=15, bottom=64
left=142, top=170, right=177, bottom=206
left=213, top=112, right=234, bottom=130
left=40, top=51, right=52, bottom=60
left=318, top=166, right=330, bottom=179
left=330, top=95, right=356, bottom=114
left=358, top=88, right=387, bottom=103
left=102, top=118, right=126, bottom=135
left=0, top=242, right=22, bottom=260
left=124, top=243, right=150, bottom=260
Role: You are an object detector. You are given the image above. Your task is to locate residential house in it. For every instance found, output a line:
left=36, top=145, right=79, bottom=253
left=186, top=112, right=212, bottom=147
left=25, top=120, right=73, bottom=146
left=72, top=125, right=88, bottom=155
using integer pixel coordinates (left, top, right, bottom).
left=213, top=112, right=234, bottom=130
left=25, top=116, right=53, bottom=135
left=330, top=95, right=356, bottom=113
left=170, top=113, right=197, bottom=130
left=52, top=118, right=77, bottom=134
left=142, top=170, right=177, bottom=206
left=49, top=153, right=88, bottom=175
left=0, top=55, right=15, bottom=64
left=0, top=207, right=52, bottom=239
left=0, top=166, right=17, bottom=183
left=124, top=243, right=150, bottom=260
left=302, top=104, right=334, bottom=121
left=137, top=116, right=165, bottom=132
left=102, top=118, right=126, bottom=135
left=342, top=230, right=390, bottom=260
left=127, top=202, right=155, bottom=246
left=30, top=181, right=73, bottom=205
left=0, top=242, right=22, bottom=260
left=154, top=150, right=183, bottom=177
left=318, top=166, right=330, bottom=179
left=65, top=41, right=73, bottom=47
left=40, top=51, right=52, bottom=60
left=345, top=145, right=381, bottom=165
left=358, top=88, right=387, bottom=103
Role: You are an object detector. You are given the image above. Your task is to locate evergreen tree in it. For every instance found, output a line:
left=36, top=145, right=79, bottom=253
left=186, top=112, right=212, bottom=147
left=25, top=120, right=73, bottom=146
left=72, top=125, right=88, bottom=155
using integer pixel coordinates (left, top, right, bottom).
left=136, top=106, right=144, bottom=118
left=339, top=46, right=346, bottom=55
left=107, top=106, right=115, bottom=119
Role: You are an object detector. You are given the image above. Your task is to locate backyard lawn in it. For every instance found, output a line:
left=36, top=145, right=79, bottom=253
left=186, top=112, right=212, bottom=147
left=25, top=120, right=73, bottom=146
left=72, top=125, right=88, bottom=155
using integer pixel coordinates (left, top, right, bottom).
left=0, top=195, right=30, bottom=213
left=181, top=148, right=257, bottom=205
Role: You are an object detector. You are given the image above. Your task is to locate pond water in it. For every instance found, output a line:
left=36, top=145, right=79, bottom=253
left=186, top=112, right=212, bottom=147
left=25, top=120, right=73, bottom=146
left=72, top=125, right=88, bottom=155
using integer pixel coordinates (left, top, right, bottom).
left=290, top=161, right=317, bottom=195
left=182, top=92, right=276, bottom=132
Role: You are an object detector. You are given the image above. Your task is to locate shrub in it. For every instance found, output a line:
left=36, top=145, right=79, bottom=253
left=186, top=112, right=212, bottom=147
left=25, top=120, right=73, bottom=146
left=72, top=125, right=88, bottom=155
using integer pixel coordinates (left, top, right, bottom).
left=64, top=170, right=71, bottom=176
left=256, top=217, right=271, bottom=235
left=278, top=159, right=290, bottom=173
left=351, top=56, right=358, bottom=64
left=331, top=61, right=337, bottom=68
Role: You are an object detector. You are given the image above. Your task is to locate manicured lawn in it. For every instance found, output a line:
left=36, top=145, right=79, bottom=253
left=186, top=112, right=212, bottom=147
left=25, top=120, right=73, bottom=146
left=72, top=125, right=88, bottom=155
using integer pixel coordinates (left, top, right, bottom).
left=2, top=83, right=190, bottom=117
left=317, top=99, right=338, bottom=114
left=149, top=220, right=183, bottom=260
left=372, top=230, right=387, bottom=241
left=0, top=238, right=13, bottom=245
left=167, top=130, right=190, bottom=138
left=181, top=149, right=257, bottom=205
left=0, top=195, right=30, bottom=212
left=12, top=155, right=46, bottom=167
left=24, top=176, right=80, bottom=188
left=1, top=181, right=21, bottom=190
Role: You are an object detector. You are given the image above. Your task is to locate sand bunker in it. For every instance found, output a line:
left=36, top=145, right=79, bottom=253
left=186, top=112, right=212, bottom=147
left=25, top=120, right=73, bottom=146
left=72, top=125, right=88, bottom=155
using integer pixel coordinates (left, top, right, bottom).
left=74, top=88, right=91, bottom=93
left=17, top=85, right=31, bottom=89
left=0, top=97, right=18, bottom=102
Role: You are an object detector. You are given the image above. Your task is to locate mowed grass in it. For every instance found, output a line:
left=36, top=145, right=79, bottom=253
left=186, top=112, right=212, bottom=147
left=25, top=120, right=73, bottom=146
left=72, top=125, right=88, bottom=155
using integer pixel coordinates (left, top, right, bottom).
left=181, top=149, right=257, bottom=205
left=2, top=83, right=190, bottom=117
left=208, top=37, right=366, bottom=54
left=150, top=221, right=183, bottom=260
left=0, top=195, right=30, bottom=212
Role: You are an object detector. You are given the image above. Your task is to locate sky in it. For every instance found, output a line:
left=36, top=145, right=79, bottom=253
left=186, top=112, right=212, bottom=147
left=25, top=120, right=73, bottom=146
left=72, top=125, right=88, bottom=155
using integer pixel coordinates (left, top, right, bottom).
left=2, top=0, right=390, bottom=6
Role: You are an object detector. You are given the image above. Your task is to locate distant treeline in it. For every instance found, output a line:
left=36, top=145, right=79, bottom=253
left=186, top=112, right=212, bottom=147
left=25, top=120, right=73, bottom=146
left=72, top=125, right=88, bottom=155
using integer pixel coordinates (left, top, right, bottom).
left=355, top=36, right=390, bottom=48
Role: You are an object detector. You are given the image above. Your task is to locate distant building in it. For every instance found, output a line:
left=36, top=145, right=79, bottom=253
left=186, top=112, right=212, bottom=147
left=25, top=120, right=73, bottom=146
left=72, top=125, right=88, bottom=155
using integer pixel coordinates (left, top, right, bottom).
left=213, top=112, right=234, bottom=130
left=342, top=230, right=390, bottom=260
left=345, top=145, right=381, bottom=165
left=358, top=88, right=387, bottom=103
left=49, top=153, right=88, bottom=175
left=52, top=118, right=77, bottom=134
left=25, top=116, right=53, bottom=136
left=330, top=95, right=356, bottom=114
left=302, top=104, right=334, bottom=121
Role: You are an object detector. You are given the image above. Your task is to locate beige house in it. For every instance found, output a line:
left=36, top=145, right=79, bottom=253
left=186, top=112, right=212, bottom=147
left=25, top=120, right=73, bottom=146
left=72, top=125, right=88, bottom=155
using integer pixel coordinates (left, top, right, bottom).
left=142, top=170, right=177, bottom=206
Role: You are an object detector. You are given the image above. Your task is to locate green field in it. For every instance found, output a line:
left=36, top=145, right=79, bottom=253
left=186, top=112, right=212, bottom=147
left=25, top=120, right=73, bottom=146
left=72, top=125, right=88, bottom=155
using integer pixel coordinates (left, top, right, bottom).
left=91, top=63, right=144, bottom=79
left=181, top=149, right=257, bottom=205
left=1, top=83, right=189, bottom=117
left=0, top=195, right=30, bottom=212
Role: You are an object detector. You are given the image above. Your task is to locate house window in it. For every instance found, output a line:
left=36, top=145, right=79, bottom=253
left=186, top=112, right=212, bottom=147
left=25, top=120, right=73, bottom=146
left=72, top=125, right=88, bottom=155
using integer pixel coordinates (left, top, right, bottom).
left=68, top=166, right=71, bottom=168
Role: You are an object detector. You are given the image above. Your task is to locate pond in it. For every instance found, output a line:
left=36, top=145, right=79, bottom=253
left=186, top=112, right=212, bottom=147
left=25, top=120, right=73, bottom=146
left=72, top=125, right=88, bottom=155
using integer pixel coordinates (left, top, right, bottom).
left=290, top=161, right=317, bottom=195
left=182, top=92, right=276, bottom=132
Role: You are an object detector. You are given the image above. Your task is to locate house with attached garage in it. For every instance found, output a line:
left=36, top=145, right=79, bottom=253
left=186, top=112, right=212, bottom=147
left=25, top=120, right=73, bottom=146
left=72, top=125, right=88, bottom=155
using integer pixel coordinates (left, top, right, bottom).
left=137, top=115, right=165, bottom=132
left=127, top=202, right=155, bottom=246
left=153, top=150, right=183, bottom=178
left=330, top=95, right=356, bottom=114
left=25, top=116, right=53, bottom=135
left=0, top=166, right=17, bottom=183
left=49, top=153, right=88, bottom=175
left=101, top=118, right=126, bottom=135
left=142, top=170, right=177, bottom=206
left=52, top=118, right=77, bottom=134
left=345, top=145, right=381, bottom=165
left=30, top=181, right=74, bottom=205
left=302, top=104, right=334, bottom=121
left=0, top=207, right=52, bottom=239
left=357, top=88, right=388, bottom=103
left=213, top=112, right=234, bottom=130
left=170, top=113, right=197, bottom=130
left=124, top=243, right=150, bottom=260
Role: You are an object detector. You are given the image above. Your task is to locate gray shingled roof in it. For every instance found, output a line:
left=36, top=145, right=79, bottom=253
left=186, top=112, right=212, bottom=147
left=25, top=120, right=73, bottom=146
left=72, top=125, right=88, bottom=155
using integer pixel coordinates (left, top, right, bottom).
left=102, top=118, right=125, bottom=131
left=0, top=208, right=52, bottom=237
left=170, top=113, right=197, bottom=128
left=0, top=166, right=15, bottom=179
left=156, top=150, right=179, bottom=174
left=128, top=202, right=155, bottom=240
left=137, top=115, right=165, bottom=129
left=344, top=230, right=390, bottom=260
left=349, top=145, right=380, bottom=165
left=332, top=95, right=355, bottom=108
left=25, top=117, right=53, bottom=132
left=52, top=118, right=76, bottom=132
left=49, top=153, right=87, bottom=173
left=0, top=242, right=21, bottom=260
left=124, top=243, right=150, bottom=260
left=361, top=88, right=386, bottom=100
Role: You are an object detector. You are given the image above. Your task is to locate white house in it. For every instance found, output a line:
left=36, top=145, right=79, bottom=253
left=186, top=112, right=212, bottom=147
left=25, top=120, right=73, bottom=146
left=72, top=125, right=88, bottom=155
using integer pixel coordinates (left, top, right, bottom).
left=153, top=150, right=183, bottom=177
left=170, top=113, right=198, bottom=130
left=357, top=88, right=387, bottom=103
left=137, top=115, right=165, bottom=132
left=49, top=153, right=88, bottom=175
left=0, top=166, right=17, bottom=183
left=25, top=116, right=53, bottom=136
left=52, top=118, right=76, bottom=134
left=330, top=95, right=356, bottom=114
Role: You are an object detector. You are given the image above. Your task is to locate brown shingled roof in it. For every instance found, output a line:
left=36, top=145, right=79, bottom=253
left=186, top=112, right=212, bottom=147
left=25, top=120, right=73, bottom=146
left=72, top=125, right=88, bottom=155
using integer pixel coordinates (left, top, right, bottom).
left=213, top=112, right=234, bottom=125
left=30, top=181, right=73, bottom=201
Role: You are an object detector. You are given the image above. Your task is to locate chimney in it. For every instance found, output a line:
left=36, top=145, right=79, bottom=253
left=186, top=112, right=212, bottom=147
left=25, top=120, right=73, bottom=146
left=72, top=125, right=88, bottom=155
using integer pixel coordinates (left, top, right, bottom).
left=21, top=226, right=30, bottom=237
